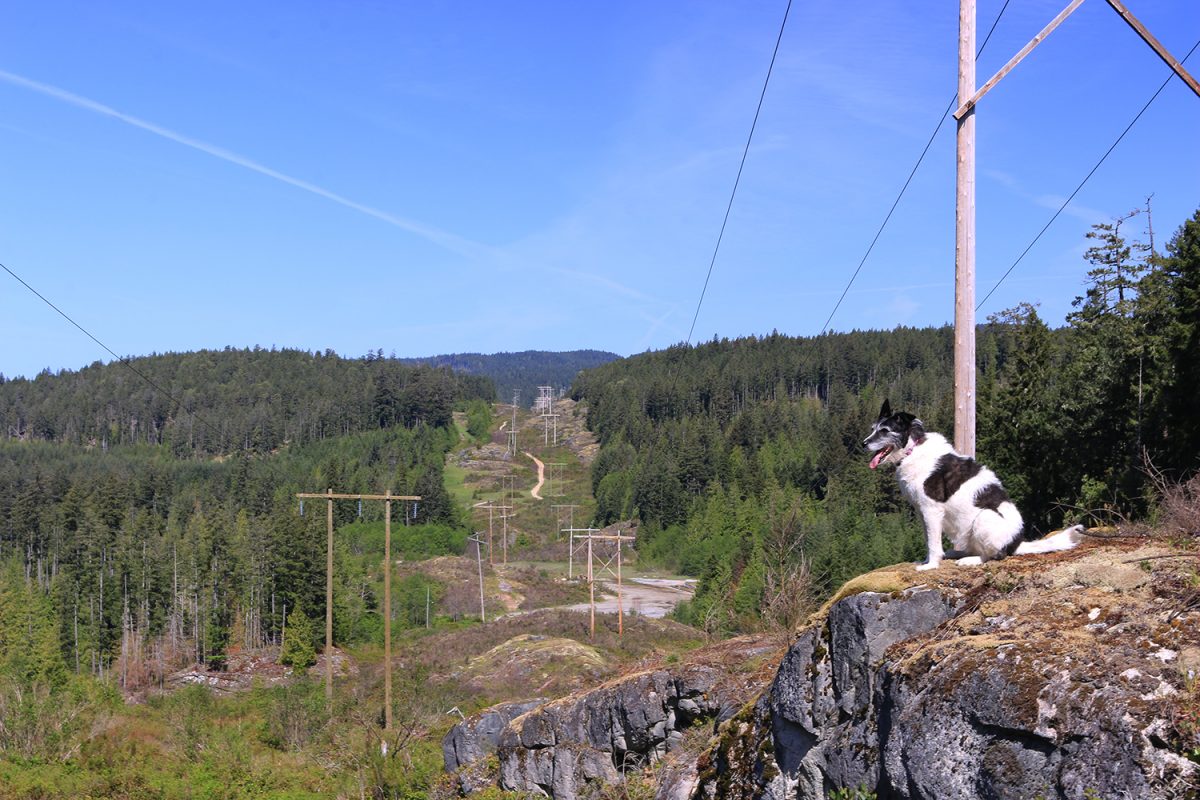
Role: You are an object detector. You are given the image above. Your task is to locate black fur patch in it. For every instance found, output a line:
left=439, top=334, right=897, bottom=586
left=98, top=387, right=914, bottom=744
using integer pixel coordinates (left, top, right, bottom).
left=973, top=484, right=1010, bottom=512
left=922, top=454, right=982, bottom=502
left=1000, top=533, right=1024, bottom=558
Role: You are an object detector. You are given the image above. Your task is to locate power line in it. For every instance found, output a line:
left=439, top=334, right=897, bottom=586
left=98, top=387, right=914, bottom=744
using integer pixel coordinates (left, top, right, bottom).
left=1, top=259, right=223, bottom=441
left=819, top=0, right=1013, bottom=335
left=976, top=38, right=1200, bottom=312
left=686, top=0, right=793, bottom=345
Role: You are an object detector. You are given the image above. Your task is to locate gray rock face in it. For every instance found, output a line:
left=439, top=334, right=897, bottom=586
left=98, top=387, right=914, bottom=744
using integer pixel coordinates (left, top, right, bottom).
left=443, top=699, right=547, bottom=773
left=695, top=582, right=1198, bottom=800
left=496, top=663, right=740, bottom=797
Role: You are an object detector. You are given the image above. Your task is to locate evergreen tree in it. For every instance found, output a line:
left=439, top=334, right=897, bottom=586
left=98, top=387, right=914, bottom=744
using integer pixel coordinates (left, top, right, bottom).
left=279, top=605, right=316, bottom=669
left=1144, top=210, right=1200, bottom=470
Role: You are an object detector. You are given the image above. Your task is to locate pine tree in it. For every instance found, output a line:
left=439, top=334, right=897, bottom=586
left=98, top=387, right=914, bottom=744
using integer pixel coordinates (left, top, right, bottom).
left=279, top=605, right=316, bottom=669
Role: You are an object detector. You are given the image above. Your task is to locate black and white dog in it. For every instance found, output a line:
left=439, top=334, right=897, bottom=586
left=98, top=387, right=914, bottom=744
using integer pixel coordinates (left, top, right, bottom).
left=863, top=400, right=1082, bottom=570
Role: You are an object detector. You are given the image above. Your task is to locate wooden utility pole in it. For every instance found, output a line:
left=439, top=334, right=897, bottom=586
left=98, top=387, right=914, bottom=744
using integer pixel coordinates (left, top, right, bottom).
left=551, top=504, right=578, bottom=539
left=573, top=530, right=636, bottom=638
left=564, top=527, right=599, bottom=580
left=586, top=535, right=594, bottom=637
left=498, top=507, right=514, bottom=564
left=325, top=490, right=334, bottom=701
left=475, top=500, right=510, bottom=564
left=545, top=463, right=566, bottom=497
left=296, top=491, right=420, bottom=734
left=383, top=492, right=393, bottom=731
left=954, top=0, right=977, bottom=457
left=949, top=0, right=1198, bottom=454
left=468, top=533, right=486, bottom=623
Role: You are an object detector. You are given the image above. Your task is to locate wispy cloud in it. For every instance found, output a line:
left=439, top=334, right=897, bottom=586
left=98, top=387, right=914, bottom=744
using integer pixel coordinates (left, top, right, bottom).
left=982, top=168, right=1107, bottom=223
left=635, top=306, right=682, bottom=351
left=0, top=69, right=488, bottom=258
left=550, top=267, right=651, bottom=302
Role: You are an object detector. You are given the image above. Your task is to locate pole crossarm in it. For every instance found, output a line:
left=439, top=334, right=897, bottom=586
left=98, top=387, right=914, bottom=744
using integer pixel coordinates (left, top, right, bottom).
left=954, top=0, right=1086, bottom=120
left=955, top=0, right=1200, bottom=121
left=1105, top=0, right=1200, bottom=99
left=297, top=492, right=420, bottom=501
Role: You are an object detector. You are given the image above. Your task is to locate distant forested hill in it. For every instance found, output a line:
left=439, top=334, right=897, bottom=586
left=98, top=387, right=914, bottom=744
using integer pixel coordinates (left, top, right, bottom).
left=398, top=349, right=621, bottom=405
left=0, top=347, right=494, bottom=456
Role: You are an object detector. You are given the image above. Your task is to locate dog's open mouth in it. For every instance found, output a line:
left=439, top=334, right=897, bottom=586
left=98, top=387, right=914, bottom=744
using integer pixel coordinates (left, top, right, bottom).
left=869, top=446, right=893, bottom=470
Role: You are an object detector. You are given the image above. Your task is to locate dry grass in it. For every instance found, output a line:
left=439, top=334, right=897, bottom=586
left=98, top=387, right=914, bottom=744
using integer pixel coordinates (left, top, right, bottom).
left=1157, top=471, right=1200, bottom=541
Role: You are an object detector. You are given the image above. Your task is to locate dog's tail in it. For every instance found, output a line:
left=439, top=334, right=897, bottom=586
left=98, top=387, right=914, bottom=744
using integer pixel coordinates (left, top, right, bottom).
left=1013, top=524, right=1085, bottom=555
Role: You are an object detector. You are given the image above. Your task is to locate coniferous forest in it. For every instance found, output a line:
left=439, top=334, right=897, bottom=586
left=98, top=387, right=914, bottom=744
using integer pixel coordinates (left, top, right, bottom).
left=0, top=353, right=487, bottom=680
left=573, top=208, right=1200, bottom=632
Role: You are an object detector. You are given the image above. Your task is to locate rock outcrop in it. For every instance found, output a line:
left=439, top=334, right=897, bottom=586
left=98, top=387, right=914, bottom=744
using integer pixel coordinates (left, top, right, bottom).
left=447, top=541, right=1200, bottom=800
left=696, top=542, right=1199, bottom=800
left=442, top=636, right=780, bottom=797
left=443, top=699, right=547, bottom=793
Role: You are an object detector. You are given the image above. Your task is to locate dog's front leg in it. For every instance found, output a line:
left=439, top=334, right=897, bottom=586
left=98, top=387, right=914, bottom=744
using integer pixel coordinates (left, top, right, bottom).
left=916, top=507, right=945, bottom=571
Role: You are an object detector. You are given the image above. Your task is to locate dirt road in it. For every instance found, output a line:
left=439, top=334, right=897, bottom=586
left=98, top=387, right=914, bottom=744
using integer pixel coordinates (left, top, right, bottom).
left=524, top=451, right=545, bottom=499
left=562, top=577, right=695, bottom=619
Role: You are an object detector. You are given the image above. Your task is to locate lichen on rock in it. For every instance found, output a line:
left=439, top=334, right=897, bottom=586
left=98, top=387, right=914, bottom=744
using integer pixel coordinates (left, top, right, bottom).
left=694, top=541, right=1200, bottom=800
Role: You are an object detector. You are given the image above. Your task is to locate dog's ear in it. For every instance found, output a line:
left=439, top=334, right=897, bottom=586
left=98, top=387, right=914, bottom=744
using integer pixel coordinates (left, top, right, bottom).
left=909, top=418, right=926, bottom=444
left=879, top=399, right=891, bottom=420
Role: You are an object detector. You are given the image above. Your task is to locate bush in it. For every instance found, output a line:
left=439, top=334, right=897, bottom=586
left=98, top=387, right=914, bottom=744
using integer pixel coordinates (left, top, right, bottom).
left=261, top=678, right=327, bottom=752
left=165, top=683, right=215, bottom=762
left=0, top=675, right=116, bottom=761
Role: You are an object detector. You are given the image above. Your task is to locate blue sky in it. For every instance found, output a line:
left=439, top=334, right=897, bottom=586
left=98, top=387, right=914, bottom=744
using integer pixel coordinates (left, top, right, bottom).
left=2, top=0, right=1197, bottom=380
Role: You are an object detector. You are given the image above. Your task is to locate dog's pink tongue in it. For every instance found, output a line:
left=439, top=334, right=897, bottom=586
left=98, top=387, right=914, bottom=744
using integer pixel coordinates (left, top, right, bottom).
left=869, top=451, right=885, bottom=470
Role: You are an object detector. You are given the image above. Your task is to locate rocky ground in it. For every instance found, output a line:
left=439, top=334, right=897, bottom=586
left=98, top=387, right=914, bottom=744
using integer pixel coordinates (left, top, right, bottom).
left=445, top=534, right=1200, bottom=800
left=697, top=535, right=1200, bottom=800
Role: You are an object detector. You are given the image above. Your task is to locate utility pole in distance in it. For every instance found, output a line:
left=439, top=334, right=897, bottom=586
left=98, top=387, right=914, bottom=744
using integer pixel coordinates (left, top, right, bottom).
left=467, top=533, right=486, bottom=623
left=551, top=504, right=578, bottom=540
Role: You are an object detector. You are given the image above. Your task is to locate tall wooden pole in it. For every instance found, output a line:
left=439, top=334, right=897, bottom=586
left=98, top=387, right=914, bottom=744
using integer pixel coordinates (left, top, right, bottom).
left=616, top=538, right=623, bottom=636
left=325, top=488, right=334, bottom=703
left=383, top=492, right=392, bottom=733
left=955, top=0, right=977, bottom=457
left=487, top=503, right=494, bottom=564
left=474, top=535, right=486, bottom=623
left=587, top=536, right=595, bottom=639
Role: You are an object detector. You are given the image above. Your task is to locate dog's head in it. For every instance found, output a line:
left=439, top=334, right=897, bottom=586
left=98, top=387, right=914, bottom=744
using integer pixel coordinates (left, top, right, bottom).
left=862, top=400, right=925, bottom=470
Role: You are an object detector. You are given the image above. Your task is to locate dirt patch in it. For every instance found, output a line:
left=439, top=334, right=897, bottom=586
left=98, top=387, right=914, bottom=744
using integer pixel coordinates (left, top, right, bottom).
left=560, top=578, right=696, bottom=620
left=162, top=646, right=357, bottom=697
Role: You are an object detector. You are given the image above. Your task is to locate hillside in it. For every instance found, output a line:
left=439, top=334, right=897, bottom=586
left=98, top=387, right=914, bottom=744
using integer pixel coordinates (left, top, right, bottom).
left=0, top=348, right=494, bottom=454
left=399, top=349, right=621, bottom=404
left=0, top=385, right=708, bottom=798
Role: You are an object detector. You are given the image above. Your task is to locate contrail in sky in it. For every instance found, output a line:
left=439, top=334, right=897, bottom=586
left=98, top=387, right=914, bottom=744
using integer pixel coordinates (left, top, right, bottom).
left=0, top=69, right=486, bottom=258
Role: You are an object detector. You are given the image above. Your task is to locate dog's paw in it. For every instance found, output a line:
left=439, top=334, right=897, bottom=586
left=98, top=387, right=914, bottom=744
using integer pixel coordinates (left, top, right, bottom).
left=915, top=561, right=941, bottom=571
left=955, top=556, right=984, bottom=567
